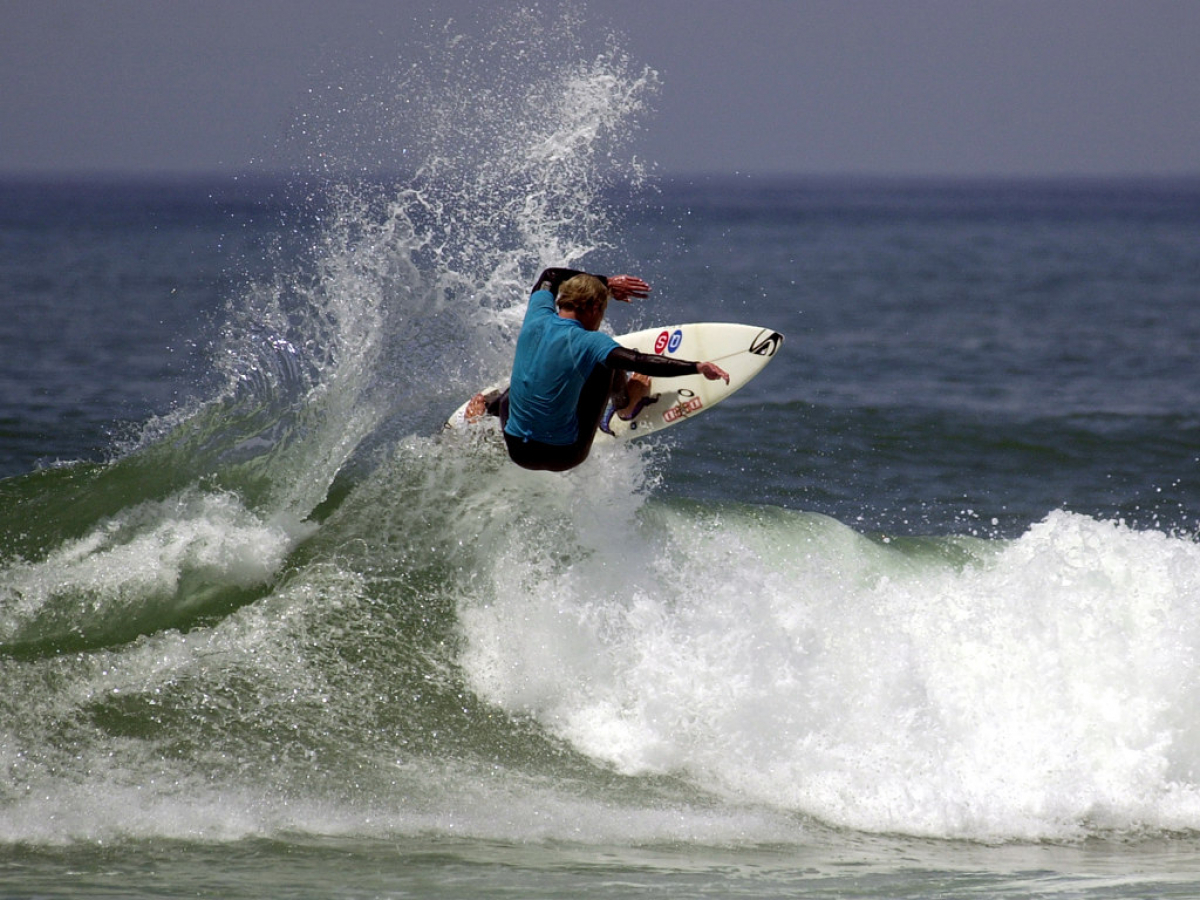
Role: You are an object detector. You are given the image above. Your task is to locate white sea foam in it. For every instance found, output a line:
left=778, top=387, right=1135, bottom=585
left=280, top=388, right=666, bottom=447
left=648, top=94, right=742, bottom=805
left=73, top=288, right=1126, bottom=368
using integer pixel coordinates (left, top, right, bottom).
left=461, top=506, right=1200, bottom=841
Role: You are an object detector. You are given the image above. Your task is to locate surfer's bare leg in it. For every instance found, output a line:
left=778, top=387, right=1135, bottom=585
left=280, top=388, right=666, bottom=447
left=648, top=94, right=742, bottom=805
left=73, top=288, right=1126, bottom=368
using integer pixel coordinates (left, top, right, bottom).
left=615, top=372, right=651, bottom=420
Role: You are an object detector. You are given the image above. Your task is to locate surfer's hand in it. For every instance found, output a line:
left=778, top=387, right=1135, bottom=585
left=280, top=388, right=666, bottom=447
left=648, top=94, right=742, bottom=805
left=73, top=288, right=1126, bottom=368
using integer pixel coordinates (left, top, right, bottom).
left=697, top=361, right=730, bottom=383
left=607, top=274, right=650, bottom=302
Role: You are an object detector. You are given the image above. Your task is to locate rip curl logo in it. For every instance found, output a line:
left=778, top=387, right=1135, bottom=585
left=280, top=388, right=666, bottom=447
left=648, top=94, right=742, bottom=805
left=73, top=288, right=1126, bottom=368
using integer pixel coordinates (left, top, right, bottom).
left=750, top=330, right=783, bottom=357
left=654, top=330, right=670, bottom=354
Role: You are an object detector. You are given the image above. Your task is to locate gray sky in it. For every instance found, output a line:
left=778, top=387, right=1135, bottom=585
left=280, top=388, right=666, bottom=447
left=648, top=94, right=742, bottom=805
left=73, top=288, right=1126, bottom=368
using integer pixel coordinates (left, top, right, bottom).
left=3, top=0, right=1199, bottom=178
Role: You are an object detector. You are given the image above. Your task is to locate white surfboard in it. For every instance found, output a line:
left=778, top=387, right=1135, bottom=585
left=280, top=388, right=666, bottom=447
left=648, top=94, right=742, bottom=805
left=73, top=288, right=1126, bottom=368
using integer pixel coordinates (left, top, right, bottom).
left=446, top=322, right=783, bottom=441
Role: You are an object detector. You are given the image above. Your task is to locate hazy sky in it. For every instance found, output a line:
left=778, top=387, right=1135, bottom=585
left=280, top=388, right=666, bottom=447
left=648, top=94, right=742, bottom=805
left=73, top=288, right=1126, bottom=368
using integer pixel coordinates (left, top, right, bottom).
left=3, top=0, right=1199, bottom=178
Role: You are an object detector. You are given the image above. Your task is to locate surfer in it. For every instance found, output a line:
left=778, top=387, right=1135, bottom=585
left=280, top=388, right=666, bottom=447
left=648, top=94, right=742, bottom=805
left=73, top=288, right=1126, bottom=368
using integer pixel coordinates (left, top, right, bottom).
left=468, top=267, right=730, bottom=472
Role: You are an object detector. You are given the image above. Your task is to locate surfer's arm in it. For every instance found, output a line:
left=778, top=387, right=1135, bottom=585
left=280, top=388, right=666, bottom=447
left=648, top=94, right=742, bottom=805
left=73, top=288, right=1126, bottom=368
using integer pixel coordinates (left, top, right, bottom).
left=606, top=347, right=730, bottom=383
left=531, top=268, right=597, bottom=295
left=606, top=347, right=697, bottom=377
left=531, top=269, right=649, bottom=302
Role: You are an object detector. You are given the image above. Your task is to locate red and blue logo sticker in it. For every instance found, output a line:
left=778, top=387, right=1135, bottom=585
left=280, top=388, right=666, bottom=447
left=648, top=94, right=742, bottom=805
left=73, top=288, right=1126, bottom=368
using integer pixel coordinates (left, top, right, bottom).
left=654, top=328, right=683, bottom=354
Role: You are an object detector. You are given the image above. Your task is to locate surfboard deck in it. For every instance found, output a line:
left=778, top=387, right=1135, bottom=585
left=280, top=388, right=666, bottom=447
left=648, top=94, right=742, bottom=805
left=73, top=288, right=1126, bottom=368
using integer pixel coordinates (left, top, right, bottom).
left=446, top=322, right=783, bottom=442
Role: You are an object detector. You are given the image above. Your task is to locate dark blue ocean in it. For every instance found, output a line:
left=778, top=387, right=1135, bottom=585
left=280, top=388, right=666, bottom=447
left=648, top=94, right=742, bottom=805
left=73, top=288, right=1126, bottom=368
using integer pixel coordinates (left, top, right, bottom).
left=4, top=22, right=1200, bottom=898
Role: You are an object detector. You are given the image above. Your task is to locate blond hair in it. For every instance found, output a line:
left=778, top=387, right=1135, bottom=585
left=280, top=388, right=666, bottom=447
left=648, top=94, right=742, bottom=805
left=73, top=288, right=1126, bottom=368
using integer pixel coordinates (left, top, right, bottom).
left=555, top=274, right=609, bottom=316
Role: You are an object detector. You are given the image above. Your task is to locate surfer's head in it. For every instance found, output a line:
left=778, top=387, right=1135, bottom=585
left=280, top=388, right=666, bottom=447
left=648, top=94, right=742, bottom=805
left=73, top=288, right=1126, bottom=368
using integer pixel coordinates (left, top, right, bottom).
left=555, top=274, right=609, bottom=330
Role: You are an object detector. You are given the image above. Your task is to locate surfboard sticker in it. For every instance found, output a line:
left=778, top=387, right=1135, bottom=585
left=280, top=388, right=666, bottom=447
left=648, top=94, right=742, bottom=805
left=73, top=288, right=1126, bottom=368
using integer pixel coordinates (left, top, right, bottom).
left=446, top=322, right=783, bottom=443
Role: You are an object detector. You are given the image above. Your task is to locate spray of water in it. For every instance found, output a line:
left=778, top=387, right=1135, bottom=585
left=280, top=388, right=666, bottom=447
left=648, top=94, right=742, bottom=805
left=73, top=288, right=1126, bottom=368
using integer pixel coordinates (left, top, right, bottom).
left=0, top=7, right=659, bottom=654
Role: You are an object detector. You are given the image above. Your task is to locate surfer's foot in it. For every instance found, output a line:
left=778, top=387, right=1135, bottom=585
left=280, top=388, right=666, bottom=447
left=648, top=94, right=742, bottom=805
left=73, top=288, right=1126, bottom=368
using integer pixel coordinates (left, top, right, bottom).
left=616, top=373, right=652, bottom=420
left=465, top=393, right=488, bottom=423
left=465, top=388, right=506, bottom=424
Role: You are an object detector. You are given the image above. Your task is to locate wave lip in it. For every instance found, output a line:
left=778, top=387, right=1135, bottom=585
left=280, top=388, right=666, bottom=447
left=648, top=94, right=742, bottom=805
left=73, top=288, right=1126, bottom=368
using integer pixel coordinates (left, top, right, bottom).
left=0, top=489, right=313, bottom=655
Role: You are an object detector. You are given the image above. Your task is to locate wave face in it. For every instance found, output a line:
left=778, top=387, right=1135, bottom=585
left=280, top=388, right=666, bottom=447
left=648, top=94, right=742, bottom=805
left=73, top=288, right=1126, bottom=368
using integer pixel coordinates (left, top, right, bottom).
left=3, top=9, right=1200, bottom=850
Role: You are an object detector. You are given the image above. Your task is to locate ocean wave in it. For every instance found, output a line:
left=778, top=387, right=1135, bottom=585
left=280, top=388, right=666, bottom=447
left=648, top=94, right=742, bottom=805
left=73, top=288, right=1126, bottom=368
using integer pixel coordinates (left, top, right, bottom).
left=461, top=501, right=1200, bottom=841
